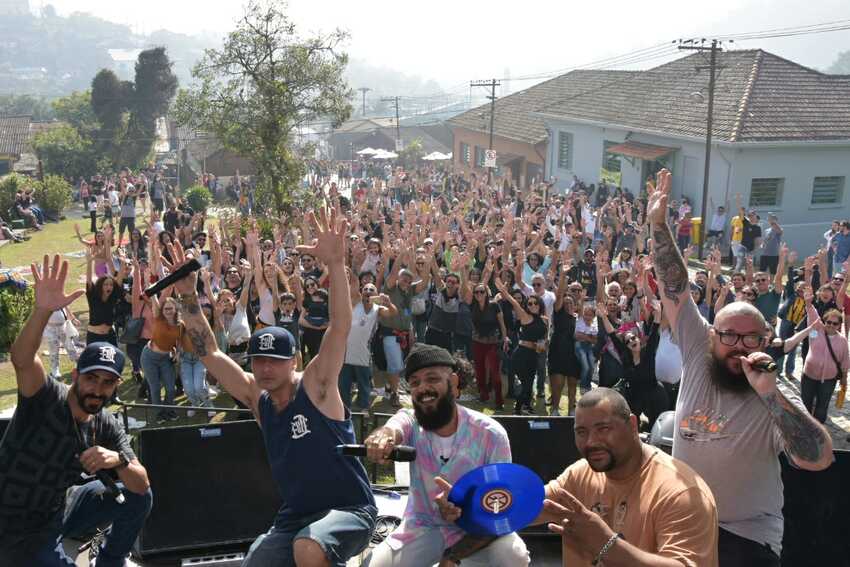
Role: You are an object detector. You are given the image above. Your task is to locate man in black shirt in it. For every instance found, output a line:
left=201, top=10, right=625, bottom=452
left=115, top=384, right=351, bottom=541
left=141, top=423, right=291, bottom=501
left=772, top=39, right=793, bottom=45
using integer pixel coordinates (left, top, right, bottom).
left=0, top=255, right=152, bottom=566
left=741, top=209, right=762, bottom=255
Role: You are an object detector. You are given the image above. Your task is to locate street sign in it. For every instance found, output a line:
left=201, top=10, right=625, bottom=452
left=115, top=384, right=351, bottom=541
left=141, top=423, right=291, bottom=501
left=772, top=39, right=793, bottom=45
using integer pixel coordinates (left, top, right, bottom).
left=395, top=139, right=404, bottom=151
left=484, top=149, right=497, bottom=168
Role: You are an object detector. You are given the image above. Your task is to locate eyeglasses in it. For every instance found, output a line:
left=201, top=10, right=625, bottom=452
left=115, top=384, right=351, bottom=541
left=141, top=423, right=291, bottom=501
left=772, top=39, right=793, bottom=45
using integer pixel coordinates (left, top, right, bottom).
left=715, top=330, right=765, bottom=348
left=825, top=320, right=842, bottom=327
left=474, top=290, right=487, bottom=295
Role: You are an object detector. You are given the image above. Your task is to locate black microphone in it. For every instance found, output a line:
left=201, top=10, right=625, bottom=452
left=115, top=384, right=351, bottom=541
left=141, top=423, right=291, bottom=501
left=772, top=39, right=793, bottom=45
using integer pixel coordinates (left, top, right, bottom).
left=336, top=444, right=417, bottom=462
left=94, top=470, right=125, bottom=504
left=753, top=360, right=778, bottom=373
left=144, top=258, right=201, bottom=297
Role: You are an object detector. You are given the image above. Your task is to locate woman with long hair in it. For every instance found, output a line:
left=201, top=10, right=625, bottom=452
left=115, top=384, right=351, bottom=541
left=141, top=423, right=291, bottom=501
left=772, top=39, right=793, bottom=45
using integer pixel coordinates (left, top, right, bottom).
left=76, top=223, right=114, bottom=278
left=469, top=283, right=509, bottom=409
left=141, top=294, right=183, bottom=423
left=495, top=277, right=548, bottom=415
left=300, top=277, right=329, bottom=363
left=84, top=247, right=125, bottom=345
left=129, top=260, right=155, bottom=397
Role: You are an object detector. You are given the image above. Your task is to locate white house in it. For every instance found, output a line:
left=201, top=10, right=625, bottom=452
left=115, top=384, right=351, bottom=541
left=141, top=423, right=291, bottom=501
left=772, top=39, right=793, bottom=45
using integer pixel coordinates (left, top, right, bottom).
left=536, top=49, right=850, bottom=255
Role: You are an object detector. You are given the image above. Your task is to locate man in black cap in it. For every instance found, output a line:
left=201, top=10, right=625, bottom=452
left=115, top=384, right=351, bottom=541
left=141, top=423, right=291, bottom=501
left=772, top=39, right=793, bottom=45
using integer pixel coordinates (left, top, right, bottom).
left=362, top=343, right=529, bottom=567
left=169, top=206, right=376, bottom=567
left=0, top=254, right=151, bottom=566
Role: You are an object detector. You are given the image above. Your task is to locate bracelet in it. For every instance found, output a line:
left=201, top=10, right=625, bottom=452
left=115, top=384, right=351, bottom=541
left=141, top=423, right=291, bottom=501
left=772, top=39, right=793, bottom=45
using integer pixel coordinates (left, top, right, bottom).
left=591, top=532, right=622, bottom=566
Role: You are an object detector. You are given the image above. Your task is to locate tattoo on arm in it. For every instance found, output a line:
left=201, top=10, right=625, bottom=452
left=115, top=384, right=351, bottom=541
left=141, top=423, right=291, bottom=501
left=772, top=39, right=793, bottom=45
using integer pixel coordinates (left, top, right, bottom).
left=188, top=328, right=211, bottom=357
left=444, top=536, right=497, bottom=561
left=651, top=223, right=689, bottom=305
left=761, top=391, right=827, bottom=463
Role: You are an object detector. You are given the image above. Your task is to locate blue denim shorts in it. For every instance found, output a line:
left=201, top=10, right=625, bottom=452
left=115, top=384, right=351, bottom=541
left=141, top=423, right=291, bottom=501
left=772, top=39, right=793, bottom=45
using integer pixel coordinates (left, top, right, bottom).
left=382, top=335, right=405, bottom=374
left=243, top=504, right=377, bottom=567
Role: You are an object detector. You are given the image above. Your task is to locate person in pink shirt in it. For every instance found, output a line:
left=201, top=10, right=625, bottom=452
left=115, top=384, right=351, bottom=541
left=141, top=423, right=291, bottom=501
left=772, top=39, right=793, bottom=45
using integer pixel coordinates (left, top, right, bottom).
left=363, top=344, right=529, bottom=567
left=803, top=291, right=849, bottom=422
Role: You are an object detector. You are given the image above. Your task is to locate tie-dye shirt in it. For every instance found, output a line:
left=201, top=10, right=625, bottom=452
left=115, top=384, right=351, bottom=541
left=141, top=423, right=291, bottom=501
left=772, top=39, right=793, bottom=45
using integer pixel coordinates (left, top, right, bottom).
left=385, top=405, right=511, bottom=550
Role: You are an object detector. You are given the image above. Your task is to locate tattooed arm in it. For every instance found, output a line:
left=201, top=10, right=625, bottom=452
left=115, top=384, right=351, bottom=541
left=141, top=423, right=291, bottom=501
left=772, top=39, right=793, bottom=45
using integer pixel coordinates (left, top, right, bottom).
left=645, top=170, right=693, bottom=330
left=167, top=242, right=262, bottom=414
left=740, top=353, right=834, bottom=471
left=761, top=389, right=833, bottom=470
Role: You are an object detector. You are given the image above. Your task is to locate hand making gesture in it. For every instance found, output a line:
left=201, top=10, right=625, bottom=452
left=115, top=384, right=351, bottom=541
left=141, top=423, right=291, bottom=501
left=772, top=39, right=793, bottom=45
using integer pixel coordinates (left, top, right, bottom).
left=645, top=169, right=671, bottom=226
left=31, top=254, right=85, bottom=312
left=297, top=205, right=349, bottom=266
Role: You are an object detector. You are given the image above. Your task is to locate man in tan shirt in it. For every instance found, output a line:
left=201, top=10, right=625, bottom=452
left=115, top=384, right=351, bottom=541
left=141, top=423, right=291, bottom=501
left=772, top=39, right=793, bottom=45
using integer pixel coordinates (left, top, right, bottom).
left=533, top=388, right=718, bottom=567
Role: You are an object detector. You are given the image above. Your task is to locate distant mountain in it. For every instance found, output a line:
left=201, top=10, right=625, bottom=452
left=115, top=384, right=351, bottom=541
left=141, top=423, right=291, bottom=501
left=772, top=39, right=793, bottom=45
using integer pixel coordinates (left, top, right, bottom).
left=0, top=9, right=217, bottom=97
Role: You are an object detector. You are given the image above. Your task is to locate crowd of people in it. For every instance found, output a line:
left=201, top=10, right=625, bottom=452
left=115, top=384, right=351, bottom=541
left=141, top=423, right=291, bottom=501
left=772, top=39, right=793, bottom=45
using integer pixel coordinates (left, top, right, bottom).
left=0, top=159, right=845, bottom=567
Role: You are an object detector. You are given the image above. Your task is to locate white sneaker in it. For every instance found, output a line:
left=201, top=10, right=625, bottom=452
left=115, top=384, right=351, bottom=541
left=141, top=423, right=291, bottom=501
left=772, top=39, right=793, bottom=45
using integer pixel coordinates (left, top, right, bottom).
left=186, top=410, right=196, bottom=417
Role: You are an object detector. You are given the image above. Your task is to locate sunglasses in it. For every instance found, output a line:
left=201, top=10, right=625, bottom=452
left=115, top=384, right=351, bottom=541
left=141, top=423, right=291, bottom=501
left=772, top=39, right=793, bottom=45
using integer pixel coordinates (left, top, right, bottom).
left=532, top=283, right=543, bottom=288
left=825, top=320, right=842, bottom=327
left=474, top=290, right=487, bottom=295
left=754, top=278, right=768, bottom=283
left=833, top=277, right=845, bottom=282
left=528, top=301, right=540, bottom=306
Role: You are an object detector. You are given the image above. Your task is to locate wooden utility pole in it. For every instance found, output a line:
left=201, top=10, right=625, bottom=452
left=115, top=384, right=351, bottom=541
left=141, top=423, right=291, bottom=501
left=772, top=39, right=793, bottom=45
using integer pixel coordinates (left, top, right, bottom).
left=470, top=79, right=500, bottom=185
left=678, top=39, right=723, bottom=260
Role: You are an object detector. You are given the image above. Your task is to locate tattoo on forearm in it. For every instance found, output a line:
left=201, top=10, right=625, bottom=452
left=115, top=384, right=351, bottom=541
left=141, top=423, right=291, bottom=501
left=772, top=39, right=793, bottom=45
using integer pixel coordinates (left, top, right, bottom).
left=188, top=327, right=211, bottom=357
left=445, top=536, right=498, bottom=560
left=761, top=391, right=826, bottom=463
left=651, top=223, right=688, bottom=304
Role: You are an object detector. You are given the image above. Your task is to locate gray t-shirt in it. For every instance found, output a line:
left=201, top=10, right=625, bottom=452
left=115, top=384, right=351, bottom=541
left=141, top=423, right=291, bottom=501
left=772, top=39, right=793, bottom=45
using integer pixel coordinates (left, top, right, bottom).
left=673, top=298, right=801, bottom=554
left=762, top=225, right=782, bottom=256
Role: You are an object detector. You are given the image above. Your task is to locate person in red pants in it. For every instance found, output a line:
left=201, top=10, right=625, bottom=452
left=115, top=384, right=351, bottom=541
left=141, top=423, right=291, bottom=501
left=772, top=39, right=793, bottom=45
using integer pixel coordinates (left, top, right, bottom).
left=469, top=283, right=509, bottom=410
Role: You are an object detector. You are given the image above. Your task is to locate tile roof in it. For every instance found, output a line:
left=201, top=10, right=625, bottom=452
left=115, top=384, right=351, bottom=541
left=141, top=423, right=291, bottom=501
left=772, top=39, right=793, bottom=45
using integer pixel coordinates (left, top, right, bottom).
left=449, top=50, right=850, bottom=144
left=0, top=115, right=32, bottom=157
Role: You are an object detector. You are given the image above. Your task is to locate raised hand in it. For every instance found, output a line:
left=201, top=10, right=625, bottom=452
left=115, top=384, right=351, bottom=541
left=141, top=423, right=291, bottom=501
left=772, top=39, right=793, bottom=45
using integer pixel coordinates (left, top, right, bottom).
left=646, top=169, right=671, bottom=226
left=31, top=255, right=85, bottom=312
left=434, top=477, right=462, bottom=522
left=165, top=241, right=199, bottom=296
left=296, top=205, right=349, bottom=266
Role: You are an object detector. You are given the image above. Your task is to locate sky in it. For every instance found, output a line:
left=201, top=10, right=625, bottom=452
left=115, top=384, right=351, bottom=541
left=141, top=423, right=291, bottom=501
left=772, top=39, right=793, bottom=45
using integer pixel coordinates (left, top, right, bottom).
left=44, top=0, right=850, bottom=90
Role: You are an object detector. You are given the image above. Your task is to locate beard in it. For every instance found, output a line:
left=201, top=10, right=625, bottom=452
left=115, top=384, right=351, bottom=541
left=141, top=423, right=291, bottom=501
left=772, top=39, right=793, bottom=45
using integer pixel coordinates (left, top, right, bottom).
left=413, top=388, right=456, bottom=431
left=582, top=446, right=616, bottom=472
left=71, top=383, right=107, bottom=415
left=708, top=353, right=753, bottom=394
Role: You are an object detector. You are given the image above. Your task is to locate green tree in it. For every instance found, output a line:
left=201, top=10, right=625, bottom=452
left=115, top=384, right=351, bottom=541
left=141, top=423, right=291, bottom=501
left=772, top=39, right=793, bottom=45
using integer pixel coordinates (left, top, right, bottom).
left=398, top=138, right=425, bottom=169
left=827, top=50, right=850, bottom=74
left=52, top=91, right=99, bottom=137
left=124, top=47, right=178, bottom=167
left=33, top=175, right=73, bottom=216
left=30, top=123, right=97, bottom=180
left=90, top=69, right=131, bottom=165
left=173, top=0, right=352, bottom=215
left=0, top=95, right=54, bottom=121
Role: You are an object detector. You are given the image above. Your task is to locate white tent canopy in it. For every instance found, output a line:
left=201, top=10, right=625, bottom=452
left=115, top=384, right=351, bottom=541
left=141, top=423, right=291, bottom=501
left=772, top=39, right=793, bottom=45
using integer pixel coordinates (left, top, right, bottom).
left=372, top=149, right=398, bottom=159
left=356, top=147, right=378, bottom=155
left=422, top=151, right=452, bottom=161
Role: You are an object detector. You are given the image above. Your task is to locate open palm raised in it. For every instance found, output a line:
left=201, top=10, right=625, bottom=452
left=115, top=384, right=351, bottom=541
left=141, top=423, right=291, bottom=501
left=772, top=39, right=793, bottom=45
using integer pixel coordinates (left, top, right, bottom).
left=646, top=168, right=672, bottom=226
left=31, top=255, right=86, bottom=312
left=296, top=205, right=349, bottom=265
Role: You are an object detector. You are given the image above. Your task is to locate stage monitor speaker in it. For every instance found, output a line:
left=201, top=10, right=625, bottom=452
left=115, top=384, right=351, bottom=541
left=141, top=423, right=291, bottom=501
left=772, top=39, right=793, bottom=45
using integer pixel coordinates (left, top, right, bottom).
left=136, top=420, right=280, bottom=557
left=781, top=449, right=850, bottom=566
left=493, top=415, right=581, bottom=486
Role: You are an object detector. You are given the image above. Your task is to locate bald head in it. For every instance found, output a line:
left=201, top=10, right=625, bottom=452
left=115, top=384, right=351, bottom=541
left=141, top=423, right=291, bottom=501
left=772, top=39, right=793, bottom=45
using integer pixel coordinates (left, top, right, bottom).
left=714, top=301, right=769, bottom=333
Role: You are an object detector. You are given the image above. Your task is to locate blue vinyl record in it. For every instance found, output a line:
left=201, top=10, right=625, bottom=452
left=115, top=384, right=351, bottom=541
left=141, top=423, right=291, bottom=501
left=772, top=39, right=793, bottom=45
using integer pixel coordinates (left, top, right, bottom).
left=447, top=463, right=545, bottom=537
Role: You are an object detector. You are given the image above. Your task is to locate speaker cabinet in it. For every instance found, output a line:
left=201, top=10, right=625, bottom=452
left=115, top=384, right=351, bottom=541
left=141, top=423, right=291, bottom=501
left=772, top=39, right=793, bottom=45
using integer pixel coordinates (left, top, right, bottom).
left=136, top=420, right=280, bottom=557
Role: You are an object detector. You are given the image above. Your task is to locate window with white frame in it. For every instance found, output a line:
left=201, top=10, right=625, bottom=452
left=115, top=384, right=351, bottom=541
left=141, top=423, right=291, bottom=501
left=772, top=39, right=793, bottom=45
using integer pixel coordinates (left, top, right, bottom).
left=475, top=146, right=486, bottom=167
left=557, top=132, right=573, bottom=170
left=749, top=178, right=784, bottom=207
left=811, top=176, right=845, bottom=205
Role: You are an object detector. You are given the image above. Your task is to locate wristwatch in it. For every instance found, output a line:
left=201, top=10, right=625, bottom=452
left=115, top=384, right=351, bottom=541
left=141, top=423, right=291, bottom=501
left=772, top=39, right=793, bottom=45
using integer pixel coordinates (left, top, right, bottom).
left=115, top=452, right=130, bottom=470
